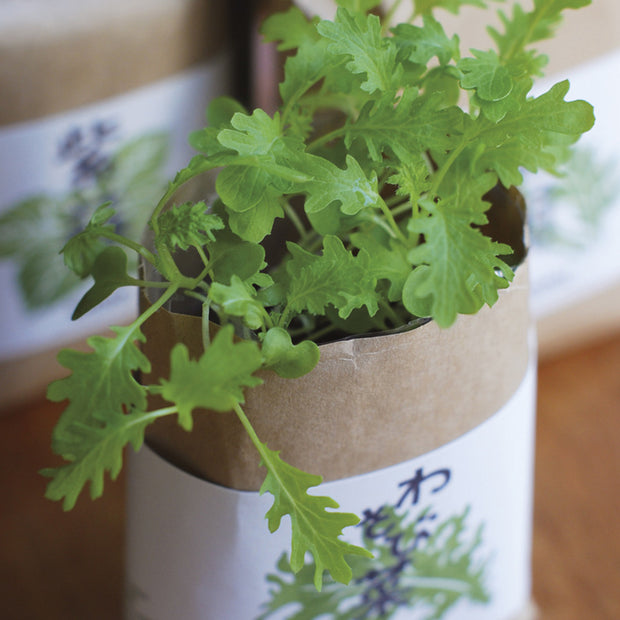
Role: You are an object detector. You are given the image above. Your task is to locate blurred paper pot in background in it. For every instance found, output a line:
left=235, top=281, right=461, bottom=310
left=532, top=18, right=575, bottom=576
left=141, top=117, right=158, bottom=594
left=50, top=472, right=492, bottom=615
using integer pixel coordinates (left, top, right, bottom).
left=41, top=2, right=593, bottom=619
left=0, top=0, right=231, bottom=409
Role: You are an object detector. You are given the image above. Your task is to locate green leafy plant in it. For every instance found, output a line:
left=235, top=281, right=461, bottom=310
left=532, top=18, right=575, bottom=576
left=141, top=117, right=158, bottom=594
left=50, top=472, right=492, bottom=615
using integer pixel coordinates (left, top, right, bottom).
left=43, top=0, right=594, bottom=592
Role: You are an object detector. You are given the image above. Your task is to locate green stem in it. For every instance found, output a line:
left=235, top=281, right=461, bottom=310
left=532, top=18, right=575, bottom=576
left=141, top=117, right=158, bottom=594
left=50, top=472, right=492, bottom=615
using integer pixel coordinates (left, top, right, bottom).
left=391, top=201, right=414, bottom=218
left=131, top=279, right=172, bottom=290
left=307, top=126, right=347, bottom=153
left=378, top=197, right=407, bottom=244
left=100, top=230, right=158, bottom=265
left=379, top=299, right=406, bottom=328
left=133, top=283, right=179, bottom=330
left=194, top=244, right=210, bottom=271
left=233, top=402, right=267, bottom=463
left=283, top=200, right=309, bottom=241
left=429, top=141, right=467, bottom=197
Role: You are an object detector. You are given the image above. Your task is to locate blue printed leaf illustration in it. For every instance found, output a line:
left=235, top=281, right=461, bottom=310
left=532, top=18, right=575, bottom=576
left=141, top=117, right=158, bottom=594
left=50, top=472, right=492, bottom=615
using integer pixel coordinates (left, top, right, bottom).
left=260, top=505, right=488, bottom=620
left=0, top=128, right=168, bottom=308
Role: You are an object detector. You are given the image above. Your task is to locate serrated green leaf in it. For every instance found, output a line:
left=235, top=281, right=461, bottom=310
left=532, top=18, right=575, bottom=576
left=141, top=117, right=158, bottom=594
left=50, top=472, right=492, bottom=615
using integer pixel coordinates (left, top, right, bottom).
left=218, top=109, right=283, bottom=156
left=387, top=155, right=433, bottom=206
left=48, top=324, right=149, bottom=436
left=72, top=246, right=137, bottom=319
left=44, top=324, right=150, bottom=508
left=261, top=327, right=320, bottom=378
left=280, top=38, right=330, bottom=101
left=301, top=154, right=380, bottom=215
left=160, top=326, right=263, bottom=429
left=42, top=408, right=151, bottom=510
left=458, top=49, right=513, bottom=102
left=318, top=8, right=402, bottom=94
left=284, top=235, right=379, bottom=319
left=350, top=232, right=411, bottom=302
left=344, top=89, right=465, bottom=163
left=392, top=15, right=460, bottom=66
left=404, top=193, right=513, bottom=327
left=258, top=443, right=372, bottom=590
left=469, top=80, right=595, bottom=184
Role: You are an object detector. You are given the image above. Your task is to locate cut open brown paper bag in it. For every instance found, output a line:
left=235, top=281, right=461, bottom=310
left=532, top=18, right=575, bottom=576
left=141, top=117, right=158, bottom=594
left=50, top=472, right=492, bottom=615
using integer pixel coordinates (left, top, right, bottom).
left=141, top=262, right=530, bottom=492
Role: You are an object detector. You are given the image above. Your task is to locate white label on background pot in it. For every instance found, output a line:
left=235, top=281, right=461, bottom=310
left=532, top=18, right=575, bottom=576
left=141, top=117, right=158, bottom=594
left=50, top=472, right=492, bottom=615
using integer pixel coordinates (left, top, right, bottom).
left=0, top=54, right=229, bottom=361
left=523, top=48, right=620, bottom=319
left=126, top=356, right=537, bottom=620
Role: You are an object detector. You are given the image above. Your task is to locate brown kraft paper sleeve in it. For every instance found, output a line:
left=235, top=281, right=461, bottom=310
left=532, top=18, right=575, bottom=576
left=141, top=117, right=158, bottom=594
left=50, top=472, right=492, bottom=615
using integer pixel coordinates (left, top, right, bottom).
left=141, top=262, right=530, bottom=491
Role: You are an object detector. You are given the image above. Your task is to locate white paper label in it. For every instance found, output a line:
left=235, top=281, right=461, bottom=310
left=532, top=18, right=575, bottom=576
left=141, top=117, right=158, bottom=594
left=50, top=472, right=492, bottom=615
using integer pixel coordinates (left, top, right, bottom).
left=523, top=48, right=620, bottom=319
left=0, top=54, right=229, bottom=360
left=126, top=356, right=536, bottom=620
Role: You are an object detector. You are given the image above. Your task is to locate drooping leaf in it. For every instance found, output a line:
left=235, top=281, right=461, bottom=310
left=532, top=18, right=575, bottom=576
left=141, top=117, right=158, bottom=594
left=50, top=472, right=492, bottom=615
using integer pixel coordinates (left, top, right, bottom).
left=258, top=443, right=372, bottom=590
left=47, top=324, right=149, bottom=439
left=44, top=324, right=151, bottom=508
left=42, top=408, right=151, bottom=510
left=159, top=325, right=263, bottom=430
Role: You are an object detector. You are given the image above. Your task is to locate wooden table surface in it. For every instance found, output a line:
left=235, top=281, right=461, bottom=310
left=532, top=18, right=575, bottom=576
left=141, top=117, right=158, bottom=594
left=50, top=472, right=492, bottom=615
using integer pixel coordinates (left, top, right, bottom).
left=1, top=332, right=618, bottom=620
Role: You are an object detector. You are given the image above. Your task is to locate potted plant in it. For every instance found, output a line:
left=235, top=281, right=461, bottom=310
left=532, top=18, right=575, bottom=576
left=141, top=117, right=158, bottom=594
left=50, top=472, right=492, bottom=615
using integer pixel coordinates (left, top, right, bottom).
left=42, top=1, right=594, bottom=618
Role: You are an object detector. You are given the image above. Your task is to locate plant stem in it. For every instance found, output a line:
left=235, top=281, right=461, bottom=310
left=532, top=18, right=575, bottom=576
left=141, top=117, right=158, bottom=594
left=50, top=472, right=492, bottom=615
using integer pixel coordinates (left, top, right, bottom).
left=307, top=126, right=347, bottom=153
left=133, top=283, right=179, bottom=329
left=100, top=230, right=158, bottom=265
left=378, top=197, right=407, bottom=244
left=283, top=199, right=309, bottom=241
left=233, top=402, right=267, bottom=464
left=131, top=279, right=174, bottom=290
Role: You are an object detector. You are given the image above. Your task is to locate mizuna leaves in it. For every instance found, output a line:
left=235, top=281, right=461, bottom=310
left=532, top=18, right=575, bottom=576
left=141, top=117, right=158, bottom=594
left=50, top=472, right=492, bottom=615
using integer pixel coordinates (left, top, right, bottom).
left=43, top=0, right=595, bottom=594
left=45, top=325, right=151, bottom=509
left=160, top=325, right=263, bottom=429
left=258, top=443, right=372, bottom=590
